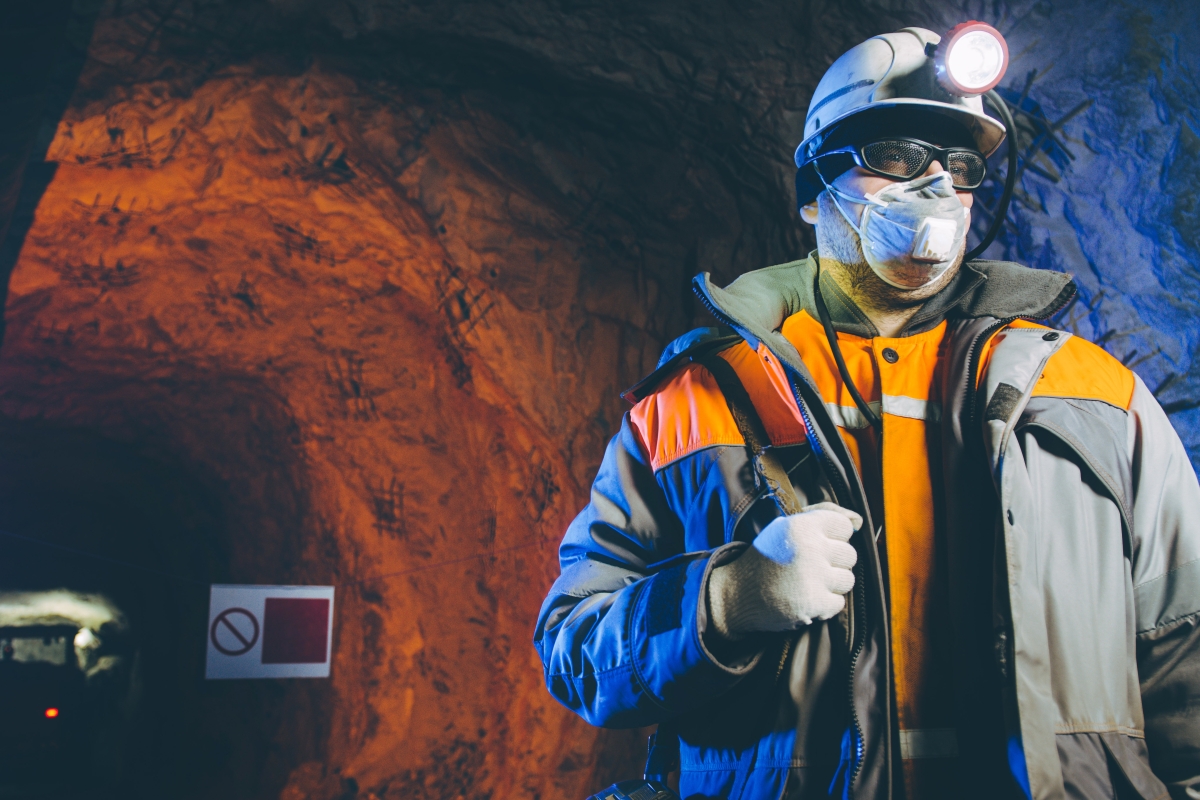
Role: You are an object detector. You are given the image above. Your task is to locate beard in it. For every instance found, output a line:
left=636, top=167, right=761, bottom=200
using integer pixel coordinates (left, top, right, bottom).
left=815, top=190, right=965, bottom=309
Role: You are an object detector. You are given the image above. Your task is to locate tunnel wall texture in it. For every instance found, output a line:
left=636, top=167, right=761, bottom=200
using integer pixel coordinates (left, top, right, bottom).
left=0, top=1, right=1196, bottom=798
left=972, top=0, right=1200, bottom=460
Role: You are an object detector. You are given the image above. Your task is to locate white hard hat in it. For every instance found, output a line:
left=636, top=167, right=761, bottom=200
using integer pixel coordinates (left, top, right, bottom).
left=794, top=26, right=1007, bottom=170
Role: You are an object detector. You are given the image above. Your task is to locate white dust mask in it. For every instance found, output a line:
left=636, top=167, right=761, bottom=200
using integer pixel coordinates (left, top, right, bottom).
left=820, top=170, right=970, bottom=289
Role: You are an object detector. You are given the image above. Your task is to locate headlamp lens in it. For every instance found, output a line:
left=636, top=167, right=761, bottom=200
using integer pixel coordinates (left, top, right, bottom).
left=935, top=21, right=1010, bottom=96
left=947, top=30, right=1006, bottom=90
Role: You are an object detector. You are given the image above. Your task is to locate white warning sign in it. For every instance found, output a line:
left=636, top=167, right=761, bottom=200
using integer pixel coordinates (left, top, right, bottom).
left=205, top=585, right=334, bottom=680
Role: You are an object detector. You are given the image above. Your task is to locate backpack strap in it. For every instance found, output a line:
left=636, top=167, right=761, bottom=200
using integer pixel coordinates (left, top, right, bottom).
left=698, top=353, right=805, bottom=516
left=699, top=352, right=810, bottom=799
left=642, top=351, right=806, bottom=785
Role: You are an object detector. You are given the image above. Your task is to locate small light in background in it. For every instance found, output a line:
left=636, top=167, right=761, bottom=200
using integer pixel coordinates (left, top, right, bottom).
left=44, top=707, right=59, bottom=719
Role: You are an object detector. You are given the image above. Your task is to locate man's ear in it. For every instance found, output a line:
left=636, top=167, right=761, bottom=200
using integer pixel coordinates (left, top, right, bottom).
left=800, top=199, right=819, bottom=226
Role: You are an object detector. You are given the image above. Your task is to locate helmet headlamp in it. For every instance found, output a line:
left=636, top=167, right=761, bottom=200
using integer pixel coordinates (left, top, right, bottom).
left=935, top=21, right=1009, bottom=96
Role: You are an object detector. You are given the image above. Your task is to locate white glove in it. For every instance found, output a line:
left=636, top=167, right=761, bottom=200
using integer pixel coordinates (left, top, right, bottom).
left=707, top=502, right=862, bottom=640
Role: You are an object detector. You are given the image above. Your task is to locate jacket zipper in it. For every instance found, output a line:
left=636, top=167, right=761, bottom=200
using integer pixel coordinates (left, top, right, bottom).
left=788, top=377, right=867, bottom=792
left=694, top=283, right=872, bottom=796
left=965, top=319, right=1011, bottom=427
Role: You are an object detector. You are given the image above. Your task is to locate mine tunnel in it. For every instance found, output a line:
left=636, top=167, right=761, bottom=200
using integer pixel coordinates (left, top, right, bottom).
left=0, top=410, right=326, bottom=797
left=0, top=1, right=1197, bottom=799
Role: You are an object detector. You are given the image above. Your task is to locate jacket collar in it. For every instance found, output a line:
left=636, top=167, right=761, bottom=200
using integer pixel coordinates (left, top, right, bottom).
left=693, top=252, right=1076, bottom=346
left=818, top=262, right=991, bottom=338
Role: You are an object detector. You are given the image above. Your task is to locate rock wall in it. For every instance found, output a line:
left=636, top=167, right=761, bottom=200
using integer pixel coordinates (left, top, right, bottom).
left=0, top=1, right=1195, bottom=798
left=971, top=0, right=1200, bottom=461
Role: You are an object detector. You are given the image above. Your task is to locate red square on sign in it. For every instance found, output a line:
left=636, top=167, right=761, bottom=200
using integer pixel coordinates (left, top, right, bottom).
left=261, top=598, right=330, bottom=664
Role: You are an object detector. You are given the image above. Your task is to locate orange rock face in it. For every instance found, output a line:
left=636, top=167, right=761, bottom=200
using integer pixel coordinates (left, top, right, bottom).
left=0, top=3, right=808, bottom=797
left=1, top=51, right=657, bottom=800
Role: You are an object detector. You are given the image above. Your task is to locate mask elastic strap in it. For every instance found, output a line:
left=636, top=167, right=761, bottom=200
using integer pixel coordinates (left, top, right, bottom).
left=814, top=161, right=883, bottom=236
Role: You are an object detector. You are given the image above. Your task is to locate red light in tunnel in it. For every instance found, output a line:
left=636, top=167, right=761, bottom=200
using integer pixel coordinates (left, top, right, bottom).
left=44, top=708, right=59, bottom=718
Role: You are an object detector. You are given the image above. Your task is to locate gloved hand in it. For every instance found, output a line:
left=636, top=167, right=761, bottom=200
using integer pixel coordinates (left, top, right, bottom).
left=707, top=502, right=862, bottom=640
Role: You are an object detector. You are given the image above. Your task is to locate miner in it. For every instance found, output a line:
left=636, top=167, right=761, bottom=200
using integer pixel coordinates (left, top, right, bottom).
left=535, top=24, right=1200, bottom=800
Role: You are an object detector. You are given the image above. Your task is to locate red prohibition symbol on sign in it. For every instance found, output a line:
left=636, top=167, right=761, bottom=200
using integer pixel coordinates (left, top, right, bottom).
left=210, top=607, right=260, bottom=656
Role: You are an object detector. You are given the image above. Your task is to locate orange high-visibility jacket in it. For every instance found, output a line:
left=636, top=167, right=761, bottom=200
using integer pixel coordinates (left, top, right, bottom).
left=535, top=255, right=1200, bottom=800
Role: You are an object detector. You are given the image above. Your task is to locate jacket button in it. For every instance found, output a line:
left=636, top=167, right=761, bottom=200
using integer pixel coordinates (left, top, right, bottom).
left=882, top=347, right=899, bottom=363
left=1042, top=332, right=1060, bottom=341
left=1007, top=510, right=1015, bottom=525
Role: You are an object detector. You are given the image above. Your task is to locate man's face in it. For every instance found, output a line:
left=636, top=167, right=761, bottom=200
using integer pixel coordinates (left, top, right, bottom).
left=801, top=149, right=976, bottom=306
left=802, top=156, right=975, bottom=226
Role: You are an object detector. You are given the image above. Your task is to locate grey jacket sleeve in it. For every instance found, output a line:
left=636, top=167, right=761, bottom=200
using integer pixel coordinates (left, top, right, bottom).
left=1128, top=375, right=1200, bottom=799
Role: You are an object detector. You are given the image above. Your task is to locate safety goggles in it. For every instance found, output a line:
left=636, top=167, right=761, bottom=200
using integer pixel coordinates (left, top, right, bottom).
left=817, top=137, right=988, bottom=190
